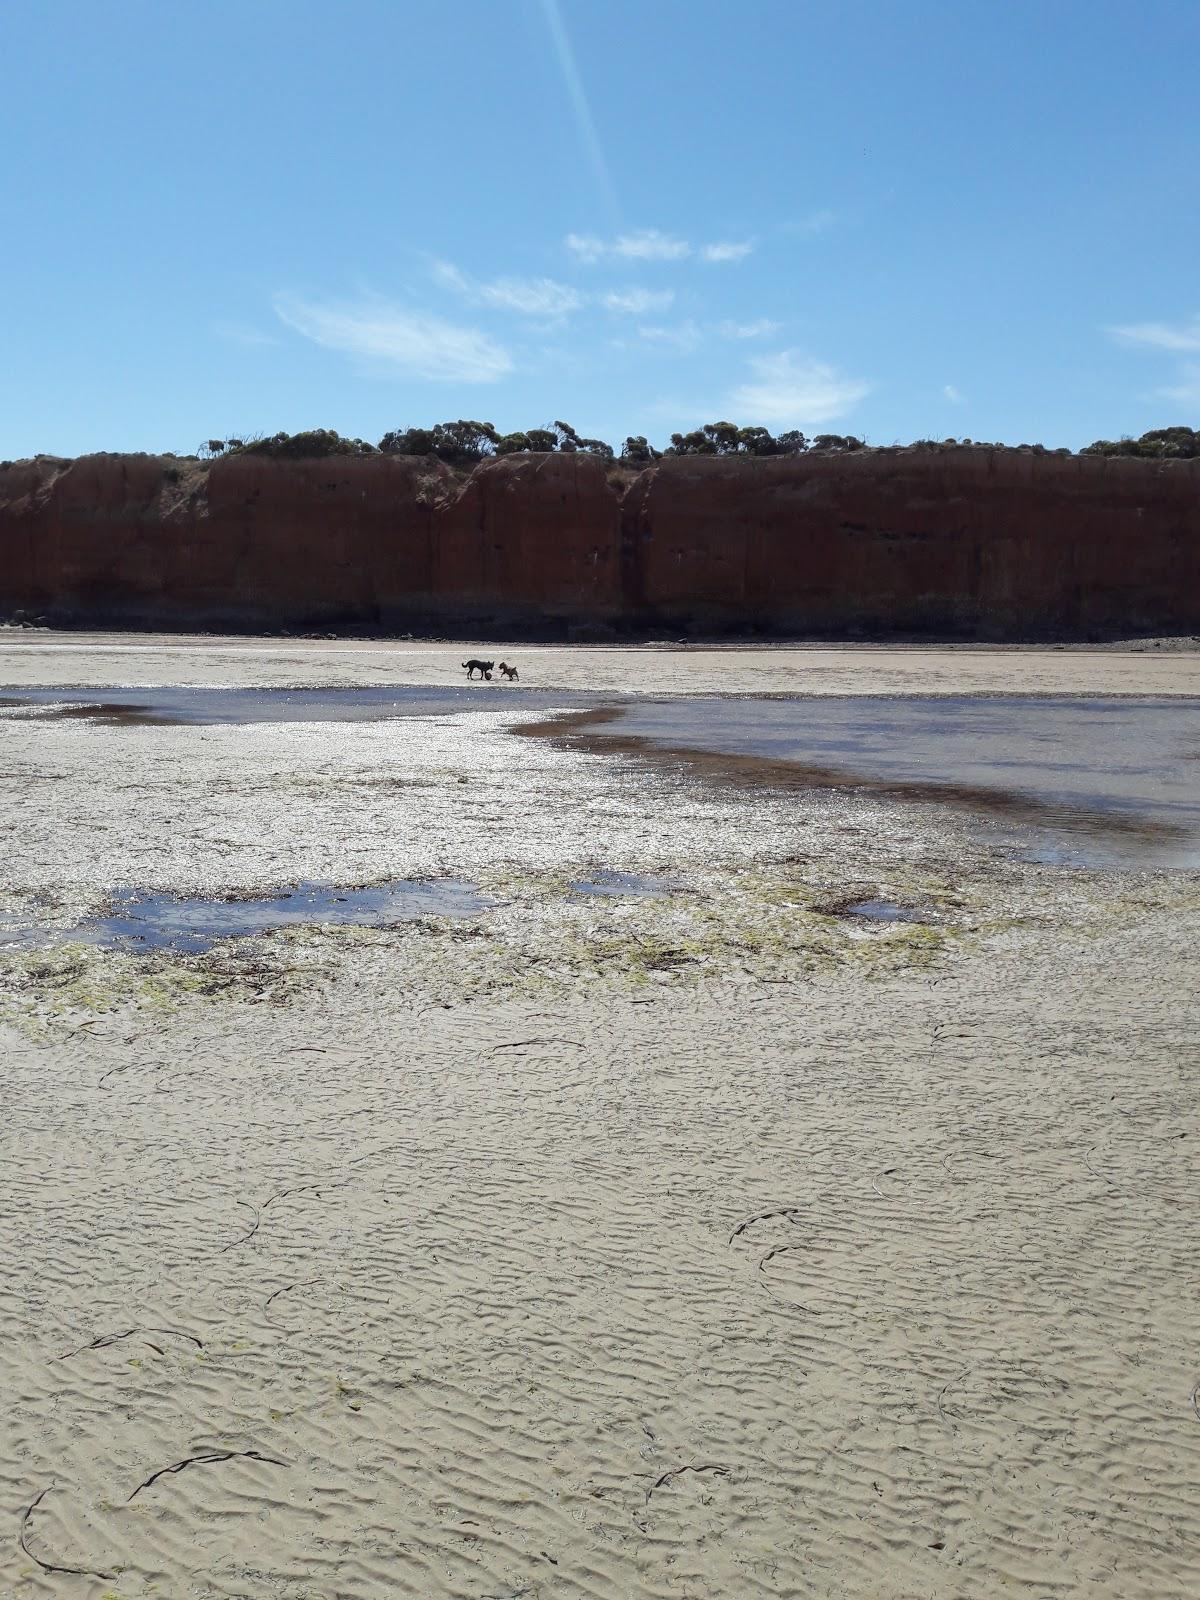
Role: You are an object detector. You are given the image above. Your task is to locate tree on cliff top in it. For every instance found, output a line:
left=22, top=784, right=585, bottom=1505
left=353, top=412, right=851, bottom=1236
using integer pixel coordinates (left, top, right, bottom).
left=556, top=421, right=614, bottom=459
left=620, top=435, right=662, bottom=463
left=811, top=433, right=864, bottom=452
left=191, top=421, right=1200, bottom=465
left=232, top=429, right=376, bottom=459
left=378, top=420, right=499, bottom=466
left=378, top=419, right=613, bottom=464
left=662, top=423, right=863, bottom=456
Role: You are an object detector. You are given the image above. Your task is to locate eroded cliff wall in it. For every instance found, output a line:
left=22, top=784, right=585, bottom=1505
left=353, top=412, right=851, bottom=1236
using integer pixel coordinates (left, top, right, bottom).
left=2, top=446, right=1197, bottom=634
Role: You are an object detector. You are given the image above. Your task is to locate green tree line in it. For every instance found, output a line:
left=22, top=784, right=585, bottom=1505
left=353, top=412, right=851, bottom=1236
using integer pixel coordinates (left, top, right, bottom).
left=197, top=420, right=866, bottom=464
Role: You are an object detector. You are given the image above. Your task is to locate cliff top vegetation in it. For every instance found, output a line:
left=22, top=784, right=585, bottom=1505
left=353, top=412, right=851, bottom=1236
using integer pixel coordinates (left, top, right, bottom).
left=5, top=425, right=1197, bottom=477
left=185, top=420, right=1198, bottom=467
left=1077, top=426, right=1200, bottom=460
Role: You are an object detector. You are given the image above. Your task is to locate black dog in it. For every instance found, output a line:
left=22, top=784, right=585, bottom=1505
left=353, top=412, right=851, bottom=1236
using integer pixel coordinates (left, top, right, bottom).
left=462, top=659, right=494, bottom=680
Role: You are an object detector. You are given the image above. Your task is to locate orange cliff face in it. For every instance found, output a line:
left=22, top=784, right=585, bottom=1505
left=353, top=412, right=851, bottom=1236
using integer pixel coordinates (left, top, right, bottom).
left=1, top=446, right=1198, bottom=635
left=622, top=449, right=1200, bottom=633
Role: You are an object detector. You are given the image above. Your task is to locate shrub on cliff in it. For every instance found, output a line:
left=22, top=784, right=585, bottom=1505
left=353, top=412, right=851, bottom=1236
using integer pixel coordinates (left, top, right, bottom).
left=737, top=426, right=781, bottom=456
left=378, top=420, right=499, bottom=466
left=234, top=429, right=376, bottom=459
left=810, top=434, right=864, bottom=452
left=620, top=435, right=663, bottom=463
left=775, top=431, right=808, bottom=453
left=379, top=418, right=613, bottom=463
left=663, top=423, right=818, bottom=456
left=1081, top=425, right=1200, bottom=459
left=665, top=425, right=725, bottom=456
left=526, top=428, right=558, bottom=452
left=551, top=420, right=613, bottom=458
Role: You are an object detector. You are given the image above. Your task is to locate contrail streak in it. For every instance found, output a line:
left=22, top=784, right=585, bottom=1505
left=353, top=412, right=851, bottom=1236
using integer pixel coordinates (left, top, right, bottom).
left=539, top=0, right=620, bottom=227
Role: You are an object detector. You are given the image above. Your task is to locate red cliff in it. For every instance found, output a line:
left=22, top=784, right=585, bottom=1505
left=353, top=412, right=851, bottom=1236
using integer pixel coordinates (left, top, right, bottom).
left=1, top=446, right=1198, bottom=635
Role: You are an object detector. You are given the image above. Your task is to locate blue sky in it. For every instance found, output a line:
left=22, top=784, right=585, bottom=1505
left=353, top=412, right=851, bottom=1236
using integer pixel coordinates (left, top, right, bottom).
left=3, top=0, right=1199, bottom=458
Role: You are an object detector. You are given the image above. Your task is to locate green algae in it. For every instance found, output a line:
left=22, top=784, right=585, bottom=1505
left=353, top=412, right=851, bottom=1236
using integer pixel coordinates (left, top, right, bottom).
left=0, top=938, right=322, bottom=1041
left=0, top=853, right=1108, bottom=1033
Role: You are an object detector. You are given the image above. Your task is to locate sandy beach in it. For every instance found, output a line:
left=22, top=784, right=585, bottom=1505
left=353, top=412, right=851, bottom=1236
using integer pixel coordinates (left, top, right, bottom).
left=2, top=634, right=1198, bottom=1599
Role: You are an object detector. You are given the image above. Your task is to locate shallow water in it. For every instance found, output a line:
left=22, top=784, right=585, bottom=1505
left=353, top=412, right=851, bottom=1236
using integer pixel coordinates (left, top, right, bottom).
left=608, top=696, right=1200, bottom=869
left=845, top=899, right=931, bottom=923
left=2, top=880, right=490, bottom=955
left=0, top=684, right=586, bottom=726
left=569, top=870, right=677, bottom=898
left=7, top=685, right=1199, bottom=870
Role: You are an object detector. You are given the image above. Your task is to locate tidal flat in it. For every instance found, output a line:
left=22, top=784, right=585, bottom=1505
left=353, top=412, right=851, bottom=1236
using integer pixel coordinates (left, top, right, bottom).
left=1, top=633, right=1198, bottom=1600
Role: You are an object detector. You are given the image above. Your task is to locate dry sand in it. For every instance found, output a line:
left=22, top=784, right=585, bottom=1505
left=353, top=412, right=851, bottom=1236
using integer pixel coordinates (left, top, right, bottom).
left=2, top=635, right=1199, bottom=1599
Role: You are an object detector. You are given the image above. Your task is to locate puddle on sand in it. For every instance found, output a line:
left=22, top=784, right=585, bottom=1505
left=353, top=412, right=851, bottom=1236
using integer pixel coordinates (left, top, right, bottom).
left=2, top=880, right=490, bottom=956
left=0, top=685, right=591, bottom=727
left=569, top=870, right=677, bottom=898
left=519, top=697, right=1200, bottom=871
left=843, top=899, right=931, bottom=924
left=0, top=696, right=161, bottom=727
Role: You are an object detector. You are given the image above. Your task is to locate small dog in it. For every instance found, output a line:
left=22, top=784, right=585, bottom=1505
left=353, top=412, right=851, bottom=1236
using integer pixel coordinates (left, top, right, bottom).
left=462, top=659, right=494, bottom=680
left=497, top=661, right=519, bottom=681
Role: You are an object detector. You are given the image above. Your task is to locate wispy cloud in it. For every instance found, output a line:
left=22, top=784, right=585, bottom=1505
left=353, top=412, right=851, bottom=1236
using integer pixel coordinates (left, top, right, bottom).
left=603, top=287, right=674, bottom=314
left=1156, top=363, right=1200, bottom=404
left=564, top=232, right=606, bottom=264
left=1108, top=315, right=1200, bottom=352
left=784, top=208, right=837, bottom=237
left=433, top=260, right=583, bottom=319
left=719, top=318, right=779, bottom=340
left=615, top=229, right=691, bottom=261
left=943, top=383, right=965, bottom=404
left=701, top=240, right=754, bottom=263
left=568, top=229, right=760, bottom=266
left=213, top=321, right=281, bottom=348
left=1106, top=316, right=1200, bottom=407
left=538, top=0, right=619, bottom=225
left=481, top=277, right=583, bottom=317
left=430, top=260, right=473, bottom=297
left=274, top=293, right=512, bottom=382
left=637, top=320, right=703, bottom=353
left=730, top=350, right=870, bottom=424
left=567, top=228, right=691, bottom=263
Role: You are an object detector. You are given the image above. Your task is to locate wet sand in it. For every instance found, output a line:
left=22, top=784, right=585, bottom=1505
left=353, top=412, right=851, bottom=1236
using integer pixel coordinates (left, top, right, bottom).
left=3, top=627, right=1200, bottom=696
left=517, top=697, right=1200, bottom=869
left=1, top=635, right=1199, bottom=1599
